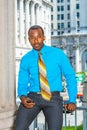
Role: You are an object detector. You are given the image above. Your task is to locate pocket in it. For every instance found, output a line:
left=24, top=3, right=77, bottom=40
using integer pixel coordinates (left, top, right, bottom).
left=51, top=95, right=63, bottom=107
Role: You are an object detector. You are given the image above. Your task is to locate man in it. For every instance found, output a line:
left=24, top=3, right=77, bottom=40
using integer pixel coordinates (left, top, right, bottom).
left=15, top=25, right=77, bottom=130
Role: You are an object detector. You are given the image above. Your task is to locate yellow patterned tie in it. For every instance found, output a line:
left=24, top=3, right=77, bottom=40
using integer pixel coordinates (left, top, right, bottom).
left=38, top=52, right=52, bottom=101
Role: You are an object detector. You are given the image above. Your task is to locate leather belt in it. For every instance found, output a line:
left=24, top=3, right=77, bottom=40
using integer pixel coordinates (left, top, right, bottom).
left=51, top=91, right=60, bottom=95
left=30, top=91, right=60, bottom=96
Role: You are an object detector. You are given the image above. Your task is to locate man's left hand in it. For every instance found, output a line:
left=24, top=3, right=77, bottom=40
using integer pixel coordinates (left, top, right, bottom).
left=64, top=103, right=76, bottom=112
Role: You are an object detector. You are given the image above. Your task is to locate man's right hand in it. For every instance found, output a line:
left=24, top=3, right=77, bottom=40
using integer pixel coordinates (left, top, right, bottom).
left=20, top=95, right=35, bottom=108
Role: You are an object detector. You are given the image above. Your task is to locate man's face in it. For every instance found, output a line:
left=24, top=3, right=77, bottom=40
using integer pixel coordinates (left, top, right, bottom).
left=28, top=28, right=45, bottom=51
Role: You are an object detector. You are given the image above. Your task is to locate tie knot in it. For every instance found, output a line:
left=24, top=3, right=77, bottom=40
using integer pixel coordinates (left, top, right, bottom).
left=38, top=51, right=42, bottom=59
left=38, top=51, right=41, bottom=55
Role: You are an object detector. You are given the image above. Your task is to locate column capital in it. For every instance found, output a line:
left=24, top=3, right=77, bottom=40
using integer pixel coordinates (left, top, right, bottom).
left=25, top=0, right=29, bottom=2
left=30, top=0, right=35, bottom=5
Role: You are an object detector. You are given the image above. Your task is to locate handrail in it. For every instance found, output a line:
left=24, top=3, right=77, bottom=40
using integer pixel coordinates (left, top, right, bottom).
left=30, top=105, right=87, bottom=130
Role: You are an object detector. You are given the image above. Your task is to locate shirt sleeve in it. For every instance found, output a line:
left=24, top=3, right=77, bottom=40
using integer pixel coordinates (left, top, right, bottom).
left=17, top=58, right=30, bottom=98
left=59, top=50, right=77, bottom=103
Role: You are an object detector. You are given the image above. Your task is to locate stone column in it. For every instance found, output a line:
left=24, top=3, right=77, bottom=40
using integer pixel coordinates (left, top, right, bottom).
left=25, top=0, right=29, bottom=45
left=0, top=0, right=16, bottom=129
left=25, top=0, right=32, bottom=49
left=75, top=47, right=80, bottom=72
left=35, top=4, right=41, bottom=25
left=35, top=5, right=42, bottom=26
left=19, top=0, right=24, bottom=45
left=31, top=2, right=35, bottom=25
left=75, top=37, right=81, bottom=72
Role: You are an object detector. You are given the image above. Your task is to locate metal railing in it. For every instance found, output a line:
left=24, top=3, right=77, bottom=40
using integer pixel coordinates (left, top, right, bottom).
left=29, top=105, right=87, bottom=130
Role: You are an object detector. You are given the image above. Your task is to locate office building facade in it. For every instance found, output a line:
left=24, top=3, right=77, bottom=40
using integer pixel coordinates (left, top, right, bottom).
left=51, top=0, right=87, bottom=36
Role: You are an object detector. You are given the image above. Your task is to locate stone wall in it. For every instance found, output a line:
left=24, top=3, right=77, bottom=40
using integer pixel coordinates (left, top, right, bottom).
left=0, top=0, right=16, bottom=129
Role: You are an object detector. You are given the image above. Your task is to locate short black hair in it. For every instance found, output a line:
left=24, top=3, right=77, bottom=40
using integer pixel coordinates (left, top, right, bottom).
left=28, top=25, right=44, bottom=35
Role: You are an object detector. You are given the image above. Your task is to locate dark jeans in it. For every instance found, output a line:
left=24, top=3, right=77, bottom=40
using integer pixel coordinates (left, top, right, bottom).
left=15, top=92, right=63, bottom=130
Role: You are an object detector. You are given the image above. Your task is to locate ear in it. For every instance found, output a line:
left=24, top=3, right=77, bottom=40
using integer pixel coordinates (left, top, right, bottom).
left=43, top=36, right=46, bottom=41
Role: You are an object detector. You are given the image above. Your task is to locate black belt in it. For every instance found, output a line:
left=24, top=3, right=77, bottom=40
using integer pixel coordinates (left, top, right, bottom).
left=30, top=91, right=60, bottom=96
left=51, top=91, right=60, bottom=95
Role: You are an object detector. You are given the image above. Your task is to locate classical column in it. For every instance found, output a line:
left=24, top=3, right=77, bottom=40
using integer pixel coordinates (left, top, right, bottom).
left=76, top=47, right=80, bottom=72
left=25, top=0, right=29, bottom=44
left=19, top=0, right=24, bottom=45
left=25, top=0, right=31, bottom=47
left=15, top=0, right=18, bottom=46
left=35, top=4, right=39, bottom=25
left=75, top=37, right=81, bottom=72
left=31, top=1, right=35, bottom=25
left=0, top=0, right=16, bottom=129
left=37, top=4, right=42, bottom=25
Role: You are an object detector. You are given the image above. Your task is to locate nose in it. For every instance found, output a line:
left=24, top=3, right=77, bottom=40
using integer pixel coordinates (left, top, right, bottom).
left=34, top=38, right=38, bottom=43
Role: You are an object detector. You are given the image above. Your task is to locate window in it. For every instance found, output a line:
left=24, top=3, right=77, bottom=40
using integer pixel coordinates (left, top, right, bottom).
left=61, top=31, right=64, bottom=34
left=57, top=31, right=60, bottom=35
left=57, top=14, right=60, bottom=20
left=57, top=0, right=64, bottom=3
left=67, top=13, right=70, bottom=20
left=58, top=23, right=60, bottom=29
left=68, top=30, right=71, bottom=33
left=61, top=0, right=64, bottom=3
left=51, top=0, right=53, bottom=2
left=51, top=15, right=53, bottom=20
left=57, top=0, right=60, bottom=3
left=76, top=4, right=80, bottom=9
left=67, top=0, right=70, bottom=2
left=77, top=21, right=80, bottom=28
left=51, top=7, right=53, bottom=12
left=51, top=23, right=53, bottom=29
left=57, top=6, right=60, bottom=11
left=51, top=32, right=54, bottom=35
left=67, top=5, right=70, bottom=10
left=61, top=6, right=64, bottom=11
left=67, top=22, right=71, bottom=28
left=61, top=14, right=64, bottom=20
left=77, top=12, right=80, bottom=19
left=61, top=23, right=64, bottom=29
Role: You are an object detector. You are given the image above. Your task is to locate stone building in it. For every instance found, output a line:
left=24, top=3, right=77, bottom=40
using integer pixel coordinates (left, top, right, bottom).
left=51, top=0, right=87, bottom=36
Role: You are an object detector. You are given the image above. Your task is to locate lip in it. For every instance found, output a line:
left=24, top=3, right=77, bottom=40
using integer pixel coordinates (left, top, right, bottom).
left=34, top=44, right=40, bottom=49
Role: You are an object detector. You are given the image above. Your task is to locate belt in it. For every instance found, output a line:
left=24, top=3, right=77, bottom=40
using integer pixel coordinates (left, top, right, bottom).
left=30, top=91, right=60, bottom=96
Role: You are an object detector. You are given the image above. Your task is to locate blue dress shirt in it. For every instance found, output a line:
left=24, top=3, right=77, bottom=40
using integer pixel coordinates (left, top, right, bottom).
left=18, top=44, right=77, bottom=103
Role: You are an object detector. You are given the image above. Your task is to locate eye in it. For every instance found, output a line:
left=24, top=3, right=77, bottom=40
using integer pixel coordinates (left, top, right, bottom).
left=38, top=35, right=42, bottom=38
left=30, top=37, right=35, bottom=40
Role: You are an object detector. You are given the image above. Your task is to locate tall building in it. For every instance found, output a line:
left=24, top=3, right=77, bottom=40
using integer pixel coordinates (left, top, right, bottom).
left=51, top=0, right=87, bottom=36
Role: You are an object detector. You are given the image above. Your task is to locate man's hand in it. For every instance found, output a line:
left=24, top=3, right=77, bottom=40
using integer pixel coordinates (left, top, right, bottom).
left=20, top=95, right=35, bottom=108
left=64, top=103, right=76, bottom=112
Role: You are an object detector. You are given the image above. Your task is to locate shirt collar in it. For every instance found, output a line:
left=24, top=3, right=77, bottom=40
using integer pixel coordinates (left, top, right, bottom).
left=32, top=44, right=48, bottom=57
left=40, top=44, right=47, bottom=54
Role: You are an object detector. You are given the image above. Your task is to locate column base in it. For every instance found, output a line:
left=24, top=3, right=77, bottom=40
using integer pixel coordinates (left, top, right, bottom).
left=0, top=109, right=16, bottom=130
